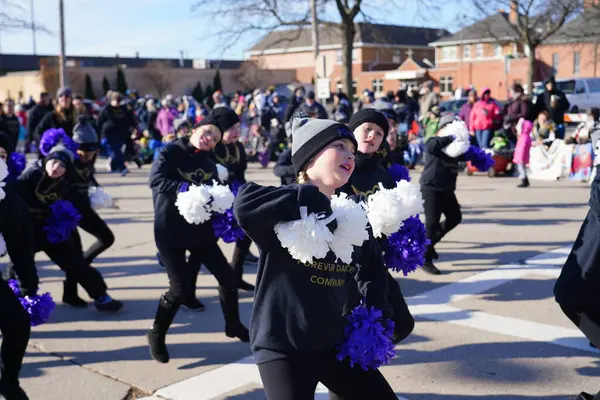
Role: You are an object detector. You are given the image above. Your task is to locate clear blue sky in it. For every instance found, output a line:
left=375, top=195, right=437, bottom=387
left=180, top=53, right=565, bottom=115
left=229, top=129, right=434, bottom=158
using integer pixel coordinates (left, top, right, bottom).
left=0, top=0, right=476, bottom=60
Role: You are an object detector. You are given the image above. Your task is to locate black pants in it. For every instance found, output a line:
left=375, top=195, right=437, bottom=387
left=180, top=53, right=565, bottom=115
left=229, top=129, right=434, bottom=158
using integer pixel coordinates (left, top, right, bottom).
left=559, top=303, right=600, bottom=348
left=156, top=239, right=236, bottom=305
left=258, top=351, right=397, bottom=400
left=232, top=235, right=252, bottom=283
left=421, top=188, right=462, bottom=261
left=0, top=279, right=31, bottom=386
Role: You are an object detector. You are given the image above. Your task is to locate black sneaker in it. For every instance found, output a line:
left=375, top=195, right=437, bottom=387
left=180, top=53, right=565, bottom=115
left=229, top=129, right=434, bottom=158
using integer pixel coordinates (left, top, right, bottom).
left=244, top=253, right=259, bottom=264
left=237, top=280, right=255, bottom=292
left=422, top=261, right=441, bottom=275
left=576, top=392, right=595, bottom=400
left=94, top=296, right=123, bottom=312
left=182, top=297, right=206, bottom=312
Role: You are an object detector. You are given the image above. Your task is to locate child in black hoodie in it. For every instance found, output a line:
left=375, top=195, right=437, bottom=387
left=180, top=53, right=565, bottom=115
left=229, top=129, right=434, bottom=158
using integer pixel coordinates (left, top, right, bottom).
left=0, top=158, right=39, bottom=400
left=147, top=117, right=249, bottom=365
left=234, top=118, right=396, bottom=400
left=13, top=145, right=122, bottom=312
left=419, top=114, right=465, bottom=275
left=62, top=119, right=115, bottom=308
left=339, top=108, right=415, bottom=346
left=211, top=108, right=255, bottom=291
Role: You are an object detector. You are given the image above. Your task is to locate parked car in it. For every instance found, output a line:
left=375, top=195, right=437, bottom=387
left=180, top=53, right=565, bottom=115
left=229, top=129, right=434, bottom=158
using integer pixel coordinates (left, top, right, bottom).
left=533, top=78, right=600, bottom=113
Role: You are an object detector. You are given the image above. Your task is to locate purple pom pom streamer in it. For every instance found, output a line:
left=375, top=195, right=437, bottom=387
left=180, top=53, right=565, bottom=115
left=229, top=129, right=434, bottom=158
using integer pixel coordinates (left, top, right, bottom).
left=8, top=279, right=55, bottom=327
left=43, top=200, right=81, bottom=244
left=464, top=145, right=495, bottom=172
left=337, top=304, right=396, bottom=371
left=387, top=163, right=410, bottom=182
left=212, top=208, right=246, bottom=243
left=230, top=180, right=242, bottom=196
left=39, top=128, right=79, bottom=158
left=7, top=152, right=26, bottom=182
left=383, top=216, right=430, bottom=276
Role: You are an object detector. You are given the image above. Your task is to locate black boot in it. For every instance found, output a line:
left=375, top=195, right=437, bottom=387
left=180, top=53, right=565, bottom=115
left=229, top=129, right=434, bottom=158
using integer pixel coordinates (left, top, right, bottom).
left=422, top=260, right=441, bottom=275
left=232, top=247, right=255, bottom=292
left=0, top=378, right=29, bottom=400
left=62, top=280, right=88, bottom=308
left=147, top=295, right=180, bottom=363
left=218, top=287, right=250, bottom=342
left=182, top=263, right=205, bottom=312
left=517, top=177, right=530, bottom=188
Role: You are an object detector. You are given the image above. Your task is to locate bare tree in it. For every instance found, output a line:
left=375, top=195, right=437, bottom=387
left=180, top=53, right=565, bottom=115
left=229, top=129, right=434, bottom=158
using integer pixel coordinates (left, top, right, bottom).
left=1, top=0, right=48, bottom=33
left=470, top=0, right=595, bottom=93
left=234, top=60, right=270, bottom=91
left=141, top=61, right=173, bottom=98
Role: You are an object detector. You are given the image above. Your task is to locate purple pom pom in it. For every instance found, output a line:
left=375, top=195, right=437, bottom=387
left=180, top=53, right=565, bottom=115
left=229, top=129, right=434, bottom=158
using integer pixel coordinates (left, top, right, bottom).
left=39, top=128, right=79, bottom=158
left=43, top=200, right=81, bottom=244
left=230, top=180, right=242, bottom=196
left=8, top=279, right=55, bottom=326
left=464, top=145, right=495, bottom=172
left=387, top=164, right=410, bottom=182
left=7, top=152, right=26, bottom=182
left=337, top=304, right=396, bottom=371
left=212, top=209, right=246, bottom=243
left=383, top=216, right=430, bottom=276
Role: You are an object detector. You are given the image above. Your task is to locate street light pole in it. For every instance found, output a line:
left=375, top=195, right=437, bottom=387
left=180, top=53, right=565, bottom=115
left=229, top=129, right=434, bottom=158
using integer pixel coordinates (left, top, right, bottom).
left=310, top=0, right=320, bottom=82
left=31, top=0, right=37, bottom=55
left=58, top=0, right=67, bottom=87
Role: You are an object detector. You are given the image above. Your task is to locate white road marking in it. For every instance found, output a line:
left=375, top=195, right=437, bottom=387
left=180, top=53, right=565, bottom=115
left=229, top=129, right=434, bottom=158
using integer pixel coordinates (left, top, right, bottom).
left=148, top=247, right=593, bottom=399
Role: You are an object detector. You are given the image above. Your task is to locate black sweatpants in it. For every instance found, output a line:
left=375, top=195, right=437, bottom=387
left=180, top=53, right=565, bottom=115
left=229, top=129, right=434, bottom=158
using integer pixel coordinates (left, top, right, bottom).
left=0, top=279, right=31, bottom=386
left=156, top=239, right=236, bottom=305
left=258, top=351, right=397, bottom=400
left=421, top=188, right=462, bottom=260
left=559, top=303, right=600, bottom=348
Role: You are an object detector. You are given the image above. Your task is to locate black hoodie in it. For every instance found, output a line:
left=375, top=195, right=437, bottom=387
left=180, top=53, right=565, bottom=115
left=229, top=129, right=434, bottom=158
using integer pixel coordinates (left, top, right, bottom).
left=419, top=136, right=462, bottom=192
left=69, top=158, right=100, bottom=213
left=212, top=141, right=247, bottom=185
left=150, top=137, right=220, bottom=248
left=338, top=152, right=395, bottom=200
left=234, top=182, right=390, bottom=364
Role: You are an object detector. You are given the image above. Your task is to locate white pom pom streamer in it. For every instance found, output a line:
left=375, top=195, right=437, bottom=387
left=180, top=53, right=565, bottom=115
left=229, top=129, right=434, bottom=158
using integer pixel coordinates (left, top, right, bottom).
left=216, top=164, right=229, bottom=183
left=440, top=120, right=469, bottom=142
left=175, top=184, right=212, bottom=224
left=365, top=181, right=424, bottom=238
left=328, top=193, right=369, bottom=264
left=274, top=207, right=334, bottom=264
left=0, top=233, right=6, bottom=257
left=206, top=180, right=235, bottom=213
left=443, top=139, right=470, bottom=158
left=88, top=186, right=116, bottom=209
left=0, top=158, right=7, bottom=202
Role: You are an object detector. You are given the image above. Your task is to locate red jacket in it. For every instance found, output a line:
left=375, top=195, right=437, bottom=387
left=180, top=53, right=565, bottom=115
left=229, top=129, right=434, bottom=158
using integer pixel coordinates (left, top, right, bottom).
left=469, top=99, right=500, bottom=131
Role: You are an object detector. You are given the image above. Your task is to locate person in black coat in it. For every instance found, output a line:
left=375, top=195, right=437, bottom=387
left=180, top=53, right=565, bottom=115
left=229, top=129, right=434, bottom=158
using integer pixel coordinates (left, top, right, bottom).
left=283, top=86, right=306, bottom=123
left=419, top=115, right=465, bottom=275
left=62, top=119, right=115, bottom=308
left=0, top=160, right=39, bottom=400
left=147, top=117, right=249, bottom=365
left=34, top=87, right=77, bottom=157
left=533, top=75, right=570, bottom=139
left=234, top=117, right=396, bottom=399
left=12, top=145, right=122, bottom=312
left=211, top=108, right=255, bottom=292
left=0, top=99, right=21, bottom=152
left=26, top=92, right=53, bottom=149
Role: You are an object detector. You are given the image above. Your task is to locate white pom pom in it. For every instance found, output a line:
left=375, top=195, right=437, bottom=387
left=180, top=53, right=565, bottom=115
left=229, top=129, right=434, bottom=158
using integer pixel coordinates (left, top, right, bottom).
left=206, top=180, right=235, bottom=213
left=328, top=193, right=369, bottom=264
left=175, top=184, right=212, bottom=224
left=274, top=207, right=333, bottom=263
left=365, top=181, right=424, bottom=238
left=440, top=120, right=469, bottom=142
left=216, top=164, right=229, bottom=183
left=443, top=139, right=470, bottom=158
left=0, top=233, right=6, bottom=257
left=88, top=186, right=116, bottom=209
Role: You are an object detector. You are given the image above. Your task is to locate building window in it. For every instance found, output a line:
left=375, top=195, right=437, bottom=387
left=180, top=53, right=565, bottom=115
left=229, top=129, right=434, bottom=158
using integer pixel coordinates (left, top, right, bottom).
left=463, top=45, right=471, bottom=59
left=393, top=49, right=402, bottom=64
left=337, top=49, right=358, bottom=64
left=441, top=46, right=457, bottom=61
left=494, top=44, right=502, bottom=57
left=573, top=51, right=581, bottom=75
left=336, top=79, right=343, bottom=92
left=552, top=53, right=559, bottom=74
left=440, top=76, right=453, bottom=94
left=372, top=79, right=384, bottom=94
left=476, top=44, right=484, bottom=58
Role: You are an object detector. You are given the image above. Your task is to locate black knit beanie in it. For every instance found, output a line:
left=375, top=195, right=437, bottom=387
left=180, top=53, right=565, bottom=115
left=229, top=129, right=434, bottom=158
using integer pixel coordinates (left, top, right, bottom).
left=291, top=118, right=357, bottom=173
left=44, top=144, right=74, bottom=169
left=0, top=131, right=13, bottom=157
left=211, top=107, right=240, bottom=134
left=348, top=108, right=390, bottom=142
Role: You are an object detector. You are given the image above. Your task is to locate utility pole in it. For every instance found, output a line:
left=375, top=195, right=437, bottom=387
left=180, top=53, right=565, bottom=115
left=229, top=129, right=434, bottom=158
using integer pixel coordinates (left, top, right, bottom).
left=310, top=0, right=320, bottom=82
left=31, top=0, right=37, bottom=54
left=58, top=0, right=67, bottom=87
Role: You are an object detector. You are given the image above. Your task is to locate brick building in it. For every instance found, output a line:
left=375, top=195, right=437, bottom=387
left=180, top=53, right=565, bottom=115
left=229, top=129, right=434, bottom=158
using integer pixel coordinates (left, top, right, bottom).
left=247, top=23, right=448, bottom=96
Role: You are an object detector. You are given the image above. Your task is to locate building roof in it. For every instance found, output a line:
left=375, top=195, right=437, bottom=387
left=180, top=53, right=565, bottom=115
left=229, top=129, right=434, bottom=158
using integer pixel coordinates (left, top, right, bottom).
left=545, top=8, right=600, bottom=44
left=0, top=54, right=242, bottom=73
left=431, top=12, right=519, bottom=46
left=248, top=22, right=449, bottom=53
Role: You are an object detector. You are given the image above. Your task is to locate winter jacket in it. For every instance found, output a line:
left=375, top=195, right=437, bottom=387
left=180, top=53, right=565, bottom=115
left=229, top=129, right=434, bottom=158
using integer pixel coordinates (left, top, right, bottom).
left=27, top=103, right=53, bottom=143
left=458, top=102, right=474, bottom=130
left=536, top=90, right=570, bottom=125
left=35, top=107, right=76, bottom=140
left=419, top=92, right=439, bottom=117
left=156, top=107, right=179, bottom=136
left=97, top=105, right=136, bottom=140
left=504, top=97, right=531, bottom=136
left=469, top=99, right=501, bottom=131
left=0, top=114, right=21, bottom=151
left=420, top=136, right=463, bottom=192
left=70, top=158, right=99, bottom=213
left=299, top=101, right=328, bottom=120
left=513, top=121, right=533, bottom=165
left=233, top=182, right=390, bottom=364
left=273, top=149, right=295, bottom=185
